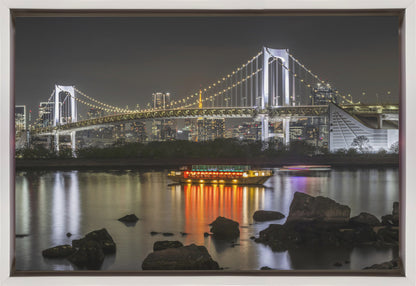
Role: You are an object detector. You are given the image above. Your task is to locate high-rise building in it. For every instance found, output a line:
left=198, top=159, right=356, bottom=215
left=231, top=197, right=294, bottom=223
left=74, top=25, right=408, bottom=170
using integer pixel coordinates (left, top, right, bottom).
left=197, top=118, right=225, bottom=141
left=15, top=105, right=26, bottom=133
left=311, top=83, right=338, bottom=105
left=153, top=92, right=171, bottom=110
left=38, top=102, right=55, bottom=127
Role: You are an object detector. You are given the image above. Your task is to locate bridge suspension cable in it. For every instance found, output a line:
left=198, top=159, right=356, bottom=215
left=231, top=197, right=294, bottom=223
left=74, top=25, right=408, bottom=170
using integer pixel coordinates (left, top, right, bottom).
left=166, top=51, right=264, bottom=109
left=286, top=52, right=354, bottom=104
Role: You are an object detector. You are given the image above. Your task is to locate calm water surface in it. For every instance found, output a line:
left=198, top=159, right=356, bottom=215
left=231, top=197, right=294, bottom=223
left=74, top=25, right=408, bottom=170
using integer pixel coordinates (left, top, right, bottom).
left=15, top=168, right=399, bottom=271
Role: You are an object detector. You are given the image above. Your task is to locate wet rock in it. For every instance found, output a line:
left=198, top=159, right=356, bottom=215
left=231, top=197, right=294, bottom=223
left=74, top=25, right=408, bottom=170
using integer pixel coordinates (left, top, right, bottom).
left=376, top=227, right=399, bottom=246
left=72, top=228, right=116, bottom=254
left=345, top=260, right=350, bottom=264
left=66, top=232, right=72, bottom=237
left=333, top=262, right=342, bottom=267
left=162, top=232, right=174, bottom=237
left=363, top=258, right=400, bottom=270
left=287, top=192, right=350, bottom=223
left=150, top=231, right=159, bottom=236
left=209, top=216, right=240, bottom=240
left=118, top=214, right=139, bottom=223
left=204, top=232, right=210, bottom=237
left=260, top=266, right=273, bottom=270
left=392, top=202, right=399, bottom=219
left=42, top=245, right=76, bottom=258
left=250, top=236, right=256, bottom=240
left=180, top=232, right=188, bottom=236
left=68, top=240, right=105, bottom=270
left=142, top=244, right=220, bottom=270
left=153, top=241, right=183, bottom=251
left=253, top=210, right=285, bottom=222
left=349, top=212, right=381, bottom=226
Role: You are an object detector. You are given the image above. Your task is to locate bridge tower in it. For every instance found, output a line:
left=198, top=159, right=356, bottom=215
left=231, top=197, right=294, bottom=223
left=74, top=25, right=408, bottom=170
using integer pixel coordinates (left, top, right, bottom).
left=261, top=47, right=292, bottom=145
left=53, top=85, right=78, bottom=155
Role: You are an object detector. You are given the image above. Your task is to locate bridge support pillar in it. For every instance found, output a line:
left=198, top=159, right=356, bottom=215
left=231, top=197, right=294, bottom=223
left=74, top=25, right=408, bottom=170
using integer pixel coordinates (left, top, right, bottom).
left=71, top=131, right=77, bottom=157
left=260, top=114, right=269, bottom=143
left=54, top=132, right=60, bottom=153
left=283, top=117, right=290, bottom=146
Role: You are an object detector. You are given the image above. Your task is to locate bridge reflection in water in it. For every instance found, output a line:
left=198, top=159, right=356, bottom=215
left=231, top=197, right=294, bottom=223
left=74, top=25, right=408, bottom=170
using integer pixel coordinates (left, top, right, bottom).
left=170, top=184, right=265, bottom=245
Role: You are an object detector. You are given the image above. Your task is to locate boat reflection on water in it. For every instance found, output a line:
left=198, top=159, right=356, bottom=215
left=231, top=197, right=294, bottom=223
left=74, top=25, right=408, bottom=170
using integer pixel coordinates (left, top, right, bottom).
left=278, top=165, right=332, bottom=177
left=170, top=183, right=266, bottom=245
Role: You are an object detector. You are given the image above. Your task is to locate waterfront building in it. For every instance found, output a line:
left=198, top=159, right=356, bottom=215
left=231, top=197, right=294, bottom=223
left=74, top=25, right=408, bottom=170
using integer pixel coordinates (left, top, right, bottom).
left=329, top=103, right=398, bottom=152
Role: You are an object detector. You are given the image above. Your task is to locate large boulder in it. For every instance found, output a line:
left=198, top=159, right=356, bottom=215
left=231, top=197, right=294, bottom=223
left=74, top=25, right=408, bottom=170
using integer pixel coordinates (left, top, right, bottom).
left=118, top=214, right=139, bottom=223
left=142, top=244, right=220, bottom=270
left=68, top=240, right=105, bottom=270
left=72, top=228, right=116, bottom=254
left=153, top=240, right=183, bottom=251
left=286, top=192, right=350, bottom=223
left=42, top=245, right=76, bottom=258
left=209, top=216, right=239, bottom=239
left=363, top=258, right=400, bottom=270
left=350, top=212, right=381, bottom=226
left=253, top=210, right=285, bottom=222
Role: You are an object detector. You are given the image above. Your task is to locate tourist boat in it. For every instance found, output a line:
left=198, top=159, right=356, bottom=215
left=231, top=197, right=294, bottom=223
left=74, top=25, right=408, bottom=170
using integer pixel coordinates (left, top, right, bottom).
left=168, top=165, right=273, bottom=185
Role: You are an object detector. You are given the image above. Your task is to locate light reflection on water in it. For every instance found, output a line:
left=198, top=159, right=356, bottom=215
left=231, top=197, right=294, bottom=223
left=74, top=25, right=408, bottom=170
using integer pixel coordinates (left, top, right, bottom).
left=15, top=168, right=399, bottom=271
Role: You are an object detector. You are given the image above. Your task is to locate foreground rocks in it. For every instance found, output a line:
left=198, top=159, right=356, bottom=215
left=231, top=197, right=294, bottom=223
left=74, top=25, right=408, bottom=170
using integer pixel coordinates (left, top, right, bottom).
left=42, top=245, right=76, bottom=258
left=153, top=240, right=183, bottom=251
left=254, top=193, right=399, bottom=252
left=287, top=192, right=350, bottom=223
left=42, top=228, right=116, bottom=270
left=118, top=214, right=139, bottom=223
left=209, top=216, right=239, bottom=239
left=253, top=210, right=285, bottom=222
left=363, top=258, right=400, bottom=270
left=142, top=244, right=220, bottom=270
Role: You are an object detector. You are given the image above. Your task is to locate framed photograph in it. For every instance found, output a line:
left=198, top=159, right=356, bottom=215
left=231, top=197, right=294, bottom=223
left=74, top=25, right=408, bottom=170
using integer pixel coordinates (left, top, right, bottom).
left=1, top=0, right=415, bottom=285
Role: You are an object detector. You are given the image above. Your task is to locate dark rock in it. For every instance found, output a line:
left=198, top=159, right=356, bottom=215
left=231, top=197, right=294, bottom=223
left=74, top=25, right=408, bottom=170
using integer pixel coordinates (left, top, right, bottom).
left=260, top=266, right=273, bottom=270
left=250, top=236, right=256, bottom=240
left=376, top=227, right=399, bottom=246
left=66, top=232, right=72, bottom=237
left=180, top=232, right=188, bottom=236
left=15, top=234, right=29, bottom=238
left=42, top=245, right=76, bottom=258
left=345, top=260, right=350, bottom=264
left=153, top=241, right=183, bottom=251
left=393, top=202, right=399, bottom=217
left=350, top=212, right=381, bottom=226
left=363, top=258, right=400, bottom=270
left=72, top=228, right=116, bottom=254
left=142, top=244, right=220, bottom=270
left=150, top=231, right=159, bottom=236
left=118, top=214, right=139, bottom=223
left=209, top=216, right=240, bottom=240
left=253, top=210, right=285, bottom=222
left=162, top=232, right=174, bottom=237
left=204, top=232, right=210, bottom=237
left=287, top=192, right=350, bottom=223
left=333, top=262, right=342, bottom=267
left=68, top=240, right=105, bottom=270
left=381, top=214, right=394, bottom=226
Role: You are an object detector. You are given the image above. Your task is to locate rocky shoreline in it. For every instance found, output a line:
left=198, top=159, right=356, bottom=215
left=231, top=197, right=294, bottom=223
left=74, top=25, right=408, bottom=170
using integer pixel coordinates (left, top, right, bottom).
left=40, top=193, right=400, bottom=271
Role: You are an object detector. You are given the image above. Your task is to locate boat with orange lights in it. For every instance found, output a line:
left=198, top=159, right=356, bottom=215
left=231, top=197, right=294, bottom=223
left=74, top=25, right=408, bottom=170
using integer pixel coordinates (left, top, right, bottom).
left=168, top=165, right=273, bottom=185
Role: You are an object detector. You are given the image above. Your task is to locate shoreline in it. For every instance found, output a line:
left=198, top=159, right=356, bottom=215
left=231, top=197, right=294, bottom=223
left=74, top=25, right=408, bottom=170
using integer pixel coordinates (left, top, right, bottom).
left=15, top=157, right=399, bottom=170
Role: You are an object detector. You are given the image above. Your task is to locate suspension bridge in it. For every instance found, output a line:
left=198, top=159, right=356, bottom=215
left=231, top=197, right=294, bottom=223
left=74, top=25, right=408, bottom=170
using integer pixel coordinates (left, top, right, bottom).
left=26, top=47, right=398, bottom=154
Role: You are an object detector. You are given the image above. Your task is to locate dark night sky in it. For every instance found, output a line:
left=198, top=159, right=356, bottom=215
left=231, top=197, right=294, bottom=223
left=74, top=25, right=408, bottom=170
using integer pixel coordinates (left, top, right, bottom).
left=15, top=15, right=399, bottom=115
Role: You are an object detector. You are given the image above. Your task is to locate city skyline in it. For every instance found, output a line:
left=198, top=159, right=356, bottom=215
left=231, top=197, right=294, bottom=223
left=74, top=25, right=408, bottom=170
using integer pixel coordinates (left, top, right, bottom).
left=15, top=15, right=399, bottom=117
